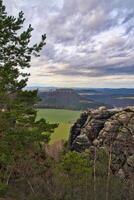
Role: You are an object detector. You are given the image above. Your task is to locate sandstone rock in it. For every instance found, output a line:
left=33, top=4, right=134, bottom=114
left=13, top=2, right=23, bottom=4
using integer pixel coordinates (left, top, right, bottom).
left=69, top=106, right=134, bottom=180
left=93, top=139, right=99, bottom=147
left=72, top=134, right=91, bottom=152
left=117, top=169, right=125, bottom=179
left=127, top=155, right=134, bottom=168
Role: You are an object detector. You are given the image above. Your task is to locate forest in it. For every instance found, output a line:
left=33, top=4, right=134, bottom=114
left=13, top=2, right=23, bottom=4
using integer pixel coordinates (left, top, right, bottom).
left=0, top=1, right=134, bottom=199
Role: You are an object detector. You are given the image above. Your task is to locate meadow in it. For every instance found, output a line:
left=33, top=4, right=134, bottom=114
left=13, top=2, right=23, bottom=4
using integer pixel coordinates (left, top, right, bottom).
left=37, top=109, right=81, bottom=143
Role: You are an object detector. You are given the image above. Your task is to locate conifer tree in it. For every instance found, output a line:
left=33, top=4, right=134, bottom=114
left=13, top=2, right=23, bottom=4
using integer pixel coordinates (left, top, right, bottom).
left=0, top=0, right=57, bottom=192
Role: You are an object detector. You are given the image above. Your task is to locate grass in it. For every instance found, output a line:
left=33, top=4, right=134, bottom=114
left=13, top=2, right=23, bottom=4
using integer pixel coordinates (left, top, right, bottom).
left=37, top=109, right=81, bottom=143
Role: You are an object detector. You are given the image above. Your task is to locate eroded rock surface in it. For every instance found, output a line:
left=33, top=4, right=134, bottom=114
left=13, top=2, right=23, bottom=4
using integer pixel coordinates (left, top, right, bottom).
left=69, top=106, right=134, bottom=179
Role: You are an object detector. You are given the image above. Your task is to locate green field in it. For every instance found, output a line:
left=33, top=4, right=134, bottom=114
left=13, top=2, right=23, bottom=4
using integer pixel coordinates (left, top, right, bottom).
left=37, top=109, right=81, bottom=143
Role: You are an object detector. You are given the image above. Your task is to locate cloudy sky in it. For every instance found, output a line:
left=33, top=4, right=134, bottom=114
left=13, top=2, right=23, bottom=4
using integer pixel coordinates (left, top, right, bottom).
left=4, top=0, right=134, bottom=88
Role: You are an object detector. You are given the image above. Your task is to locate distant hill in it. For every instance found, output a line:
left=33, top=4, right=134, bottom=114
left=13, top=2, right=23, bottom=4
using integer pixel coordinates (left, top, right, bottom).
left=76, top=88, right=134, bottom=107
left=31, top=87, right=134, bottom=109
left=37, top=88, right=103, bottom=110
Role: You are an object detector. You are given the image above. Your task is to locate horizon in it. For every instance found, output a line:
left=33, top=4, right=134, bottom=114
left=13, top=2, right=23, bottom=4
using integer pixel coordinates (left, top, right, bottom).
left=4, top=0, right=134, bottom=88
left=26, top=85, right=134, bottom=89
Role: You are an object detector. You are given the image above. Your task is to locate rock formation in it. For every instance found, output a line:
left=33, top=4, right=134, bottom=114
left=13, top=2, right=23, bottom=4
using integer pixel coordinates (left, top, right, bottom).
left=69, top=106, right=134, bottom=179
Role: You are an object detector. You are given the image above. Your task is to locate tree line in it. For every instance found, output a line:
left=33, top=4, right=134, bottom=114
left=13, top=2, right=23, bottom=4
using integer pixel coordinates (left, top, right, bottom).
left=0, top=1, right=133, bottom=199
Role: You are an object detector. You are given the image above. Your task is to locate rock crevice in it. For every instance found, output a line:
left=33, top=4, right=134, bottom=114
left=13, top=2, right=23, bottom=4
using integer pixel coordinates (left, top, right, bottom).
left=69, top=106, right=134, bottom=178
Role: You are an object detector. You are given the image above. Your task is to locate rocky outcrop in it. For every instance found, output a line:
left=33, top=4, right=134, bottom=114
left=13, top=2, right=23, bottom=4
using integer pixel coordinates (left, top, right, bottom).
left=69, top=106, right=134, bottom=179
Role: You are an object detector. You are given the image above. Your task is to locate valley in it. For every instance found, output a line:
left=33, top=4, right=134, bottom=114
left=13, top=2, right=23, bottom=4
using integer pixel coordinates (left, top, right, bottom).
left=37, top=109, right=81, bottom=143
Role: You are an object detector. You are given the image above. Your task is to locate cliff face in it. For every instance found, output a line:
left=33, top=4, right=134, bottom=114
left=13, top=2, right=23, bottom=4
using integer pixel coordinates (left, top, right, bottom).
left=69, top=106, right=134, bottom=179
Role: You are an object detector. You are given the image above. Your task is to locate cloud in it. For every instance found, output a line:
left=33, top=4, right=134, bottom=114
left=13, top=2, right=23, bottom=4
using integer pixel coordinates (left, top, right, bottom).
left=122, top=12, right=134, bottom=24
left=3, top=0, right=134, bottom=87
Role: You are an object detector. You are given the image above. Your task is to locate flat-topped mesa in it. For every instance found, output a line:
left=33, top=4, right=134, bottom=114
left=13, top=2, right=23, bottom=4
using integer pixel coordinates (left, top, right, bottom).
left=69, top=106, right=134, bottom=179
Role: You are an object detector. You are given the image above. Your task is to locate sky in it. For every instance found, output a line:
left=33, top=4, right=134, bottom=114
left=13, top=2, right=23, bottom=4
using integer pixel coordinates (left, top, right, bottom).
left=3, top=0, right=134, bottom=88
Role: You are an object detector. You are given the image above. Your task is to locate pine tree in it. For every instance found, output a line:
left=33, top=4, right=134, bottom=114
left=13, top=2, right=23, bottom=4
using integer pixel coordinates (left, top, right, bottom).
left=0, top=0, right=57, bottom=193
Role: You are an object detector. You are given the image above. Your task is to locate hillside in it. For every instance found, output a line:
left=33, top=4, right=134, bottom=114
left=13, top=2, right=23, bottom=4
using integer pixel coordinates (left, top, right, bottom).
left=76, top=88, right=134, bottom=107
left=37, top=109, right=81, bottom=143
left=34, top=87, right=134, bottom=109
left=37, top=88, right=103, bottom=110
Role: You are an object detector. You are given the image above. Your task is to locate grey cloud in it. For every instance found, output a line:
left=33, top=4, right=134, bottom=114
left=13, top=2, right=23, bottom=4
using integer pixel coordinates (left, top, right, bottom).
left=45, top=63, right=134, bottom=78
left=125, top=25, right=134, bottom=34
left=3, top=0, right=134, bottom=87
left=122, top=12, right=134, bottom=24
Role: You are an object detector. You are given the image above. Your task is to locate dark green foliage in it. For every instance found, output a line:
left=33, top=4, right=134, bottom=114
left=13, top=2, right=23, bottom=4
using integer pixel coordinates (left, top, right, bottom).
left=0, top=1, right=133, bottom=199
left=0, top=0, right=46, bottom=92
left=0, top=0, right=57, bottom=195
